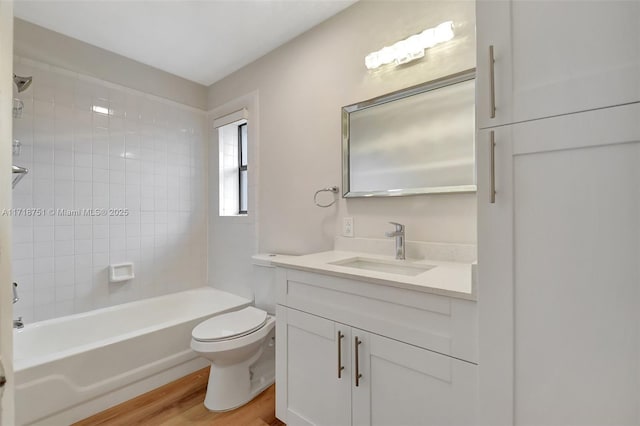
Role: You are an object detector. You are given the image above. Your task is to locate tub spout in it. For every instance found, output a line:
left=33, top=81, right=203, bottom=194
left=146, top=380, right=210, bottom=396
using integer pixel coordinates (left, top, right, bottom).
left=13, top=317, right=23, bottom=329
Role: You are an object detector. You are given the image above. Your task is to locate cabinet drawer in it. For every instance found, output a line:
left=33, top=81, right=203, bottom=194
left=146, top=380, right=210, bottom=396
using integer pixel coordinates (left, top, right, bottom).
left=276, top=268, right=477, bottom=363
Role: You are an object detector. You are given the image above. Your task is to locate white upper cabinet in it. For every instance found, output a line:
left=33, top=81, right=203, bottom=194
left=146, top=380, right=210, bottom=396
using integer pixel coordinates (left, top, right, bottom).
left=477, top=0, right=640, bottom=128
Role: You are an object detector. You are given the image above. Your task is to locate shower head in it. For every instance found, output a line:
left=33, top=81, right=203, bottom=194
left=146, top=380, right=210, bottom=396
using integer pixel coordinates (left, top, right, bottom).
left=12, top=165, right=28, bottom=189
left=13, top=74, right=32, bottom=93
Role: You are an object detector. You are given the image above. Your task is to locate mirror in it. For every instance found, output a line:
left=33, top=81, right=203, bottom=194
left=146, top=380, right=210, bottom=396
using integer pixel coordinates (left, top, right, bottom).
left=342, top=69, right=476, bottom=198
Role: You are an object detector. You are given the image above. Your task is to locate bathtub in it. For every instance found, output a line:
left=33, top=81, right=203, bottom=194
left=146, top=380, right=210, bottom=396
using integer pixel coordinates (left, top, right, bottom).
left=14, top=287, right=251, bottom=426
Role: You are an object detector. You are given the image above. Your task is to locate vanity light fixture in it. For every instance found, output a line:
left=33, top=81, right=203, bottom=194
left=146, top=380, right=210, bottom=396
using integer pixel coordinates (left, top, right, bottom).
left=365, top=21, right=454, bottom=70
left=92, top=105, right=111, bottom=115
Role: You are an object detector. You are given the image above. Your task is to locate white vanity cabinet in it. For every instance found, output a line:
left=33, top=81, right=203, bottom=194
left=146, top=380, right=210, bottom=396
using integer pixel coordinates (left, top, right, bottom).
left=477, top=103, right=640, bottom=425
left=476, top=0, right=640, bottom=129
left=276, top=308, right=351, bottom=426
left=275, top=267, right=478, bottom=426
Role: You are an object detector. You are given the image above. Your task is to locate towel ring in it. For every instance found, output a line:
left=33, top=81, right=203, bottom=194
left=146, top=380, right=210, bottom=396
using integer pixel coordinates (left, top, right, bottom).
left=314, top=186, right=339, bottom=208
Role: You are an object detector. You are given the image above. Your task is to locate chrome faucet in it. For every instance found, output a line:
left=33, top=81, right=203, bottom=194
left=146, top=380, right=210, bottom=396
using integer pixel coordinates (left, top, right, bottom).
left=13, top=317, right=23, bottom=330
left=385, top=222, right=405, bottom=260
left=13, top=283, right=24, bottom=329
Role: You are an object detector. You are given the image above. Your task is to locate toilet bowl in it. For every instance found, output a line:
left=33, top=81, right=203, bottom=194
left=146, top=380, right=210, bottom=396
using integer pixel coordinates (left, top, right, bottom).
left=190, top=306, right=276, bottom=411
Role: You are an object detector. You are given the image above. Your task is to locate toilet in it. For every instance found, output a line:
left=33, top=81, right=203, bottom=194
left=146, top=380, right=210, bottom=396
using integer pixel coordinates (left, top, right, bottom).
left=190, top=254, right=281, bottom=411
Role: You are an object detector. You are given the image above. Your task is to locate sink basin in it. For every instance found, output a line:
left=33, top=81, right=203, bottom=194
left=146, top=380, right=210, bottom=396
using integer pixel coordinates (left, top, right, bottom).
left=329, top=257, right=435, bottom=277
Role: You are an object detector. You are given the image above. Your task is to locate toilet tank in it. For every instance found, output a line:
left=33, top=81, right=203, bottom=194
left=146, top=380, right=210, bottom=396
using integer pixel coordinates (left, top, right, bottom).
left=251, top=254, right=289, bottom=314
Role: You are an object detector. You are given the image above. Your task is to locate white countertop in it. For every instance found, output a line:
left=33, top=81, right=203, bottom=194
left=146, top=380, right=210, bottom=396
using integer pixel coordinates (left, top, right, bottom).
left=272, top=250, right=477, bottom=301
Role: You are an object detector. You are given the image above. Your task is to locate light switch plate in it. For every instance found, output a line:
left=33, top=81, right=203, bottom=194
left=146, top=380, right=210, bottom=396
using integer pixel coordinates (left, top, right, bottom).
left=343, top=217, right=354, bottom=237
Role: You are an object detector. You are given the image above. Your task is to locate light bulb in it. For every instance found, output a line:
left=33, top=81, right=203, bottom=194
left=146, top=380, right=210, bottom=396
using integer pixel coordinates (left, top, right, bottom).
left=420, top=28, right=436, bottom=48
left=365, top=52, right=381, bottom=70
left=379, top=46, right=396, bottom=65
left=435, top=21, right=454, bottom=42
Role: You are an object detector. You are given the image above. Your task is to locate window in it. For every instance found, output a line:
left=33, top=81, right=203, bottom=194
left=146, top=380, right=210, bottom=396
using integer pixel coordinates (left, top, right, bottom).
left=238, top=123, right=248, bottom=214
left=218, top=118, right=248, bottom=216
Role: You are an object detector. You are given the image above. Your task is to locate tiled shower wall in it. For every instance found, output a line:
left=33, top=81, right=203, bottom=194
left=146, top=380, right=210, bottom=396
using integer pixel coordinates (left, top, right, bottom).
left=11, top=56, right=208, bottom=322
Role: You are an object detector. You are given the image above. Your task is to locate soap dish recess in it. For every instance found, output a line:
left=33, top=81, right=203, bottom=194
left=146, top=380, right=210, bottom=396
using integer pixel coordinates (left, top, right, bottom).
left=109, top=263, right=135, bottom=283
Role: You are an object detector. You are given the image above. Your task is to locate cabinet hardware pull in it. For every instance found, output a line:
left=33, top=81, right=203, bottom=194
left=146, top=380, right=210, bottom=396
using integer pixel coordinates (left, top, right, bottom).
left=337, top=331, right=345, bottom=378
left=489, top=45, right=496, bottom=119
left=355, top=336, right=363, bottom=387
left=490, top=130, right=496, bottom=203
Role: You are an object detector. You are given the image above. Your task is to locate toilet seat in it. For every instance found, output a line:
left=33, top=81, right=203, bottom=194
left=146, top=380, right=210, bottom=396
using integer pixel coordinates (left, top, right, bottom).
left=192, top=307, right=268, bottom=342
left=191, top=315, right=275, bottom=355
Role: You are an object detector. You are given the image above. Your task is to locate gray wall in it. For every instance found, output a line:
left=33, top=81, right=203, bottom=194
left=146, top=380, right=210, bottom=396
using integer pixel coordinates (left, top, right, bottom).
left=207, top=0, right=477, bottom=263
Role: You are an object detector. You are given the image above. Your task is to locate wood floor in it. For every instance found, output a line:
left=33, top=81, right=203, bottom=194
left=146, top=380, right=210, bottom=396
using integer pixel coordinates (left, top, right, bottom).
left=73, top=367, right=285, bottom=426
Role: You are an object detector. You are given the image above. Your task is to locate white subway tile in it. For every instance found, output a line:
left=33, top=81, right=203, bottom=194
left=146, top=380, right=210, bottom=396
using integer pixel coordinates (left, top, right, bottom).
left=54, top=255, right=74, bottom=272
left=74, top=167, right=93, bottom=182
left=33, top=256, right=55, bottom=274
left=54, top=165, right=74, bottom=180
left=109, top=251, right=127, bottom=264
left=92, top=154, right=109, bottom=170
left=110, top=134, right=126, bottom=158
left=74, top=224, right=92, bottom=240
left=109, top=224, right=126, bottom=239
left=74, top=197, right=93, bottom=211
left=54, top=240, right=74, bottom=256
left=34, top=288, right=55, bottom=306
left=75, top=268, right=93, bottom=284
left=74, top=152, right=93, bottom=168
left=34, top=241, right=54, bottom=258
left=54, top=149, right=73, bottom=166
left=12, top=215, right=33, bottom=229
left=74, top=181, right=92, bottom=198
left=55, top=269, right=75, bottom=286
left=55, top=300, right=74, bottom=316
left=92, top=140, right=109, bottom=157
left=74, top=254, right=92, bottom=269
left=93, top=252, right=109, bottom=267
left=75, top=239, right=93, bottom=255
left=13, top=258, right=34, bottom=276
left=34, top=273, right=54, bottom=290
left=33, top=226, right=53, bottom=242
left=93, top=238, right=109, bottom=254
left=140, top=223, right=155, bottom=236
left=93, top=112, right=109, bottom=129
left=13, top=226, right=33, bottom=245
left=110, top=238, right=126, bottom=252
left=126, top=171, right=141, bottom=185
left=93, top=168, right=109, bottom=183
left=54, top=226, right=74, bottom=241
left=110, top=157, right=126, bottom=171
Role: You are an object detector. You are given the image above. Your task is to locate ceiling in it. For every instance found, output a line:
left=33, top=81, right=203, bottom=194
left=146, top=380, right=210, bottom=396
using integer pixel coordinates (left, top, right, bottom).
left=14, top=0, right=356, bottom=86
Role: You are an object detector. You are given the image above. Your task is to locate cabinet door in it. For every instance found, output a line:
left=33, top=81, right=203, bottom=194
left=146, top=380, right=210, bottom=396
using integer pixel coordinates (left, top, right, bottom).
left=478, top=103, right=640, bottom=425
left=477, top=0, right=640, bottom=129
left=352, top=330, right=477, bottom=426
left=276, top=306, right=351, bottom=426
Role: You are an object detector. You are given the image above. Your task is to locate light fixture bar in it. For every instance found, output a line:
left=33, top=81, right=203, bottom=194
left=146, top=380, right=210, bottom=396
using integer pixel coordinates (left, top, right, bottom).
left=365, top=21, right=454, bottom=70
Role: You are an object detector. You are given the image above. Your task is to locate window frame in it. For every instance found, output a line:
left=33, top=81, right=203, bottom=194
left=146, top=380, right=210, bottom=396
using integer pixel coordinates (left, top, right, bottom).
left=238, top=123, right=248, bottom=214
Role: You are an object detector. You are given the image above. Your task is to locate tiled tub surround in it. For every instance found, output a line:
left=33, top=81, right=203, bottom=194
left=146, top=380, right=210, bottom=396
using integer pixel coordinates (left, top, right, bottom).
left=11, top=57, right=208, bottom=322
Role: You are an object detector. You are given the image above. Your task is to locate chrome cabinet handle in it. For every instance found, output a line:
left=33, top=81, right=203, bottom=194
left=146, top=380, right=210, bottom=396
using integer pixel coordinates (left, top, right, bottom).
left=355, top=336, right=363, bottom=387
left=489, top=45, right=496, bottom=119
left=337, top=331, right=345, bottom=378
left=490, top=131, right=496, bottom=204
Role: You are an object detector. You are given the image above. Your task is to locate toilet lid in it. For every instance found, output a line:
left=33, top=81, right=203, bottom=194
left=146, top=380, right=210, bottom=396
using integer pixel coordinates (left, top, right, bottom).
left=192, top=307, right=268, bottom=342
